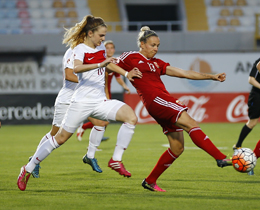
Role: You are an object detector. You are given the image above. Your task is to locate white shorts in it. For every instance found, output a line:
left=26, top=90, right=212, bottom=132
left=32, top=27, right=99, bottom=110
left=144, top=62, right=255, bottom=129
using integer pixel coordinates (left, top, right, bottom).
left=61, top=99, right=125, bottom=133
left=52, top=103, right=70, bottom=127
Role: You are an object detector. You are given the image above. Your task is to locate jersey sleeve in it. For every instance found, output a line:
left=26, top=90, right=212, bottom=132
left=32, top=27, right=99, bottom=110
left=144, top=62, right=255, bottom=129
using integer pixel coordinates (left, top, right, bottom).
left=250, top=58, right=260, bottom=78
left=63, top=48, right=73, bottom=69
left=73, top=45, right=84, bottom=62
left=117, top=53, right=132, bottom=71
left=66, top=53, right=74, bottom=69
left=156, top=58, right=170, bottom=75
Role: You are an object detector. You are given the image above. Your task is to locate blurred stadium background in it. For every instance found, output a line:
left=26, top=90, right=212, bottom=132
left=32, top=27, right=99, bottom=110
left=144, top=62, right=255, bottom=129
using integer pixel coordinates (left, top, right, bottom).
left=0, top=0, right=260, bottom=125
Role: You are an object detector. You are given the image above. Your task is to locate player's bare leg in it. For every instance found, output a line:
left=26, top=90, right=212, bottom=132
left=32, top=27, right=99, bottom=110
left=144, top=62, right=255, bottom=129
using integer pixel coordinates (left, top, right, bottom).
left=175, top=111, right=231, bottom=168
left=142, top=132, right=183, bottom=192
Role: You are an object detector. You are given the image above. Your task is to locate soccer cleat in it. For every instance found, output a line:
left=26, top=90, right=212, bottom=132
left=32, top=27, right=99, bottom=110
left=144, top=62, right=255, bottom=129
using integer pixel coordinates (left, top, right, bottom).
left=232, top=144, right=241, bottom=151
left=216, top=158, right=232, bottom=168
left=108, top=158, right=131, bottom=177
left=101, top=136, right=109, bottom=142
left=76, top=123, right=85, bottom=141
left=28, top=156, right=41, bottom=178
left=142, top=179, right=166, bottom=192
left=82, top=155, right=102, bottom=173
left=247, top=169, right=254, bottom=176
left=17, top=165, right=31, bottom=191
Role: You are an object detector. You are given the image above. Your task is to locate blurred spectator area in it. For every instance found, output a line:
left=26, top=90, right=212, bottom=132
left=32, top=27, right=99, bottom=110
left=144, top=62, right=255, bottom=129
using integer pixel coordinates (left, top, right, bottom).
left=205, top=0, right=260, bottom=32
left=0, top=0, right=181, bottom=34
left=0, top=0, right=259, bottom=53
left=0, top=0, right=259, bottom=35
left=0, top=0, right=90, bottom=34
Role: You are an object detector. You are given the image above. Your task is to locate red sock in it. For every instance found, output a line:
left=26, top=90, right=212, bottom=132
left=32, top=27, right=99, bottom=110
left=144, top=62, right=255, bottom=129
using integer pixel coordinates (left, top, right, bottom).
left=189, top=127, right=226, bottom=160
left=146, top=148, right=178, bottom=184
left=82, top=122, right=94, bottom=130
left=253, top=140, right=260, bottom=159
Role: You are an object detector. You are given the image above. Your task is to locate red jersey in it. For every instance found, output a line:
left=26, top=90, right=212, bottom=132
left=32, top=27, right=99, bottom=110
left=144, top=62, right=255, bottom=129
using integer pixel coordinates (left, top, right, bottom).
left=117, top=51, right=170, bottom=107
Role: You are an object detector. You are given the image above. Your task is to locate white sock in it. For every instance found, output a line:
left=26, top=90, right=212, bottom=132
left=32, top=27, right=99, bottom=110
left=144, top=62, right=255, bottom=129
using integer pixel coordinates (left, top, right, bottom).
left=29, top=132, right=52, bottom=160
left=87, top=126, right=105, bottom=159
left=112, top=123, right=135, bottom=161
left=37, top=132, right=52, bottom=150
left=25, top=137, right=60, bottom=173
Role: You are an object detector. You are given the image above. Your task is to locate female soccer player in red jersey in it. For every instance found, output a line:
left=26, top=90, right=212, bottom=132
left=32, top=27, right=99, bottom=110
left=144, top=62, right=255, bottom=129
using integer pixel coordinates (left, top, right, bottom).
left=117, top=26, right=231, bottom=192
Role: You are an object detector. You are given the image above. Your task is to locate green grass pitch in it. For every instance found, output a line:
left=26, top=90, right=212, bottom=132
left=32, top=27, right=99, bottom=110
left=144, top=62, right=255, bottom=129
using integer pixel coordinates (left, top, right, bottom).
left=0, top=123, right=260, bottom=210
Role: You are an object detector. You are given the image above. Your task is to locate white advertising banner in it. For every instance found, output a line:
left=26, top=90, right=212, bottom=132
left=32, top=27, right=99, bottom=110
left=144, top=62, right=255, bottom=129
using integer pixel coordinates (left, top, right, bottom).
left=0, top=52, right=258, bottom=94
left=0, top=55, right=63, bottom=94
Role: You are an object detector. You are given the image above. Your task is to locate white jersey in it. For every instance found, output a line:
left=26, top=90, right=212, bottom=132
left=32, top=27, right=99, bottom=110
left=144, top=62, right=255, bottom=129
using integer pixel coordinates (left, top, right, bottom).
left=71, top=43, right=107, bottom=102
left=54, top=48, right=78, bottom=105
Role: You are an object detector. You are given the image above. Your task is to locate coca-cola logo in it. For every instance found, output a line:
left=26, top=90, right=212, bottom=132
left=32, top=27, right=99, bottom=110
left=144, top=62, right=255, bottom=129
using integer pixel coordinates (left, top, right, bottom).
left=178, top=95, right=209, bottom=122
left=132, top=93, right=249, bottom=124
left=226, top=95, right=248, bottom=122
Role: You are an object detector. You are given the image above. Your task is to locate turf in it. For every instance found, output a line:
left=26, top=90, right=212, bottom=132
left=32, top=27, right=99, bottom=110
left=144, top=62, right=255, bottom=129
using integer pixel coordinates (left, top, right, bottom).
left=0, top=123, right=260, bottom=210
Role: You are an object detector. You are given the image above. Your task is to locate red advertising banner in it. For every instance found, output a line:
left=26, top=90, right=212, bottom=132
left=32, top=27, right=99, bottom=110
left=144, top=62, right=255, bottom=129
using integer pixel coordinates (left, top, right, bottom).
left=124, top=93, right=250, bottom=123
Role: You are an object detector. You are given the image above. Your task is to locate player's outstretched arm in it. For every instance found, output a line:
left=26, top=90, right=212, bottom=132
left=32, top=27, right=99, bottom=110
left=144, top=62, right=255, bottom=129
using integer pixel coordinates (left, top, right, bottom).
left=166, top=66, right=226, bottom=82
left=212, top=73, right=226, bottom=82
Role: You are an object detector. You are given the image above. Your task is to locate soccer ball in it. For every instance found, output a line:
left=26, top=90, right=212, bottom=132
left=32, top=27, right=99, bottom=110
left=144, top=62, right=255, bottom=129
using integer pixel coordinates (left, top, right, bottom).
left=232, top=148, right=257, bottom=173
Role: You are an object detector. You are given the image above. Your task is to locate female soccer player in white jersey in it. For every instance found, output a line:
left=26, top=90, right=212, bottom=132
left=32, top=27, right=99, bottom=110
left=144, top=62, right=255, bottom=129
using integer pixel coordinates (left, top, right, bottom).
left=26, top=47, right=109, bottom=179
left=25, top=47, right=77, bottom=179
left=116, top=26, right=231, bottom=192
left=17, top=15, right=142, bottom=191
left=76, top=40, right=130, bottom=141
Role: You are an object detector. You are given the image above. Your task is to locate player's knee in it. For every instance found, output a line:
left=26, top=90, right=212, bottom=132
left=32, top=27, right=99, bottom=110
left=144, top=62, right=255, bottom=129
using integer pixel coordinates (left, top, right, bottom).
left=55, top=129, right=71, bottom=145
left=103, top=121, right=109, bottom=126
left=127, top=112, right=138, bottom=125
left=95, top=120, right=109, bottom=127
left=117, top=105, right=138, bottom=124
left=178, top=148, right=184, bottom=156
left=55, top=135, right=66, bottom=145
left=170, top=146, right=184, bottom=156
left=176, top=147, right=184, bottom=156
left=183, top=120, right=198, bottom=132
left=247, top=119, right=258, bottom=128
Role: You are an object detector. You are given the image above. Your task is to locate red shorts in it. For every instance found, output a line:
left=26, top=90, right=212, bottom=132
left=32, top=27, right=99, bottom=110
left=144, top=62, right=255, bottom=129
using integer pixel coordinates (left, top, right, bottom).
left=147, top=93, right=188, bottom=134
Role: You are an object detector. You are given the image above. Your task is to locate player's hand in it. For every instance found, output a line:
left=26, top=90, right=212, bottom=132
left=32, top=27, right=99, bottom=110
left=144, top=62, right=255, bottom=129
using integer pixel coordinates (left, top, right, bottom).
left=124, top=87, right=131, bottom=94
left=214, top=73, right=226, bottom=82
left=101, top=57, right=117, bottom=67
left=127, top=67, right=142, bottom=81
